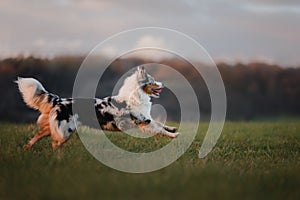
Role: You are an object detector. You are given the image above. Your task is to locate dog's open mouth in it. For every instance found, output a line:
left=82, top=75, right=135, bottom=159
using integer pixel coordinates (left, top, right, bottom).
left=152, top=87, right=163, bottom=96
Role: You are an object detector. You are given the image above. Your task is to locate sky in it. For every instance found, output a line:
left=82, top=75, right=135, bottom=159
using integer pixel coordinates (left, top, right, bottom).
left=0, top=0, right=300, bottom=66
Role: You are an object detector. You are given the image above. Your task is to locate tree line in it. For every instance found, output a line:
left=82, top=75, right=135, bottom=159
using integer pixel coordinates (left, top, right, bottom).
left=0, top=56, right=299, bottom=122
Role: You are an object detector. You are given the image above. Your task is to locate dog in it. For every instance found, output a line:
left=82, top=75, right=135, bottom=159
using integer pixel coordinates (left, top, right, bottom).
left=16, top=66, right=179, bottom=150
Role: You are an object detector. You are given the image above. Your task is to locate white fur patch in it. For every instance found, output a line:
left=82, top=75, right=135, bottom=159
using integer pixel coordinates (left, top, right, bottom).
left=15, top=77, right=47, bottom=110
left=116, top=70, right=152, bottom=119
left=49, top=108, right=79, bottom=140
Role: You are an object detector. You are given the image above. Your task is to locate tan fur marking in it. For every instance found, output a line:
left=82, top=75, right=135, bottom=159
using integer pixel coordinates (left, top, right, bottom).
left=143, top=84, right=161, bottom=95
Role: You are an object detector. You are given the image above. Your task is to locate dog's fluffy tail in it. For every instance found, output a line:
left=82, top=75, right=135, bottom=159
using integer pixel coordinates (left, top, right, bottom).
left=15, top=77, right=54, bottom=113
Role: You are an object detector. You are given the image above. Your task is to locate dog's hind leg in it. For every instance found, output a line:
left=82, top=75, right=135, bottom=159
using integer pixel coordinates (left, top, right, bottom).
left=49, top=110, right=78, bottom=150
left=130, top=113, right=151, bottom=126
left=23, top=114, right=51, bottom=150
left=23, top=127, right=50, bottom=150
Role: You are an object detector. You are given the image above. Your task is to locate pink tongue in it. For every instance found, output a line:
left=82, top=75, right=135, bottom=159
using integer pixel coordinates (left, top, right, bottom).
left=155, top=88, right=162, bottom=93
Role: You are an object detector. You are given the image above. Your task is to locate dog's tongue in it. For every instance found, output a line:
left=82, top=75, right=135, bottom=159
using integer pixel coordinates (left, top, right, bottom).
left=154, top=88, right=163, bottom=93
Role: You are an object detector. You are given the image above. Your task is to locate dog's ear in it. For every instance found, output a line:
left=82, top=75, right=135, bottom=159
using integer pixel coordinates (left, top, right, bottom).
left=137, top=66, right=146, bottom=80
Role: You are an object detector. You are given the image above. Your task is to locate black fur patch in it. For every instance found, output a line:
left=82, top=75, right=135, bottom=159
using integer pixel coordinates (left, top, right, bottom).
left=48, top=93, right=61, bottom=106
left=94, top=98, right=118, bottom=129
left=130, top=113, right=151, bottom=125
left=56, top=102, right=73, bottom=122
left=105, top=97, right=112, bottom=107
left=101, top=101, right=108, bottom=107
left=96, top=110, right=115, bottom=126
left=112, top=123, right=118, bottom=129
left=95, top=103, right=103, bottom=109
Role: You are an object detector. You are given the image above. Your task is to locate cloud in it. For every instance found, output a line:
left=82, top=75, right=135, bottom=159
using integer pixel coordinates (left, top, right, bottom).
left=246, top=0, right=300, bottom=6
left=118, top=35, right=172, bottom=61
left=241, top=3, right=300, bottom=14
left=134, top=35, right=177, bottom=61
left=0, top=0, right=299, bottom=66
left=29, top=38, right=83, bottom=57
left=33, top=38, right=82, bottom=49
left=99, top=35, right=173, bottom=60
left=101, top=45, right=119, bottom=57
left=134, top=35, right=167, bottom=49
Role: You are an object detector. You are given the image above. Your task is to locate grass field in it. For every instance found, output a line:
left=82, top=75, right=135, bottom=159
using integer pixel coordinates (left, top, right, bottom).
left=0, top=121, right=299, bottom=200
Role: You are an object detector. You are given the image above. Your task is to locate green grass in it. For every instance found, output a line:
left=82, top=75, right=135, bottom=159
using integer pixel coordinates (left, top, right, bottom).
left=0, top=121, right=300, bottom=200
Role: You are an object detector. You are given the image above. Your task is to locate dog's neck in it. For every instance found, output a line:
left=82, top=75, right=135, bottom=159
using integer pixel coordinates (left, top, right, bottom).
left=115, top=71, right=152, bottom=118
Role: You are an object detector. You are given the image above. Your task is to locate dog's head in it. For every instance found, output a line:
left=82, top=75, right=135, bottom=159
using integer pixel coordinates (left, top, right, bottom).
left=137, top=66, right=164, bottom=98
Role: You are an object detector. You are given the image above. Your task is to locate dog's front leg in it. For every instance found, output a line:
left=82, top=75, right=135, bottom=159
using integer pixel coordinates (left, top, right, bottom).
left=151, top=120, right=178, bottom=133
left=163, top=124, right=177, bottom=133
left=138, top=121, right=179, bottom=138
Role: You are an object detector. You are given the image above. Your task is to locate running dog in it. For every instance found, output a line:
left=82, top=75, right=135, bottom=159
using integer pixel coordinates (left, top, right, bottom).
left=16, top=67, right=179, bottom=150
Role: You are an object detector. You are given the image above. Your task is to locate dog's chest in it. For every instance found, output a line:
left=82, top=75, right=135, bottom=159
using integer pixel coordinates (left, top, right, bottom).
left=130, top=102, right=152, bottom=119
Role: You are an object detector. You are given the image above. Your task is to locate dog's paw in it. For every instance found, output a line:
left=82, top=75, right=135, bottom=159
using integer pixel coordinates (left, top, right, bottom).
left=169, top=132, right=180, bottom=138
left=23, top=144, right=31, bottom=150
